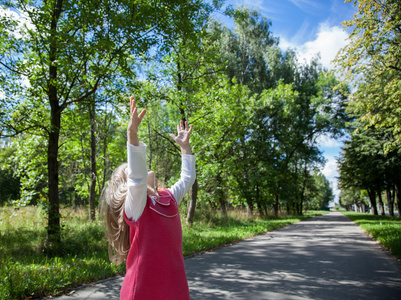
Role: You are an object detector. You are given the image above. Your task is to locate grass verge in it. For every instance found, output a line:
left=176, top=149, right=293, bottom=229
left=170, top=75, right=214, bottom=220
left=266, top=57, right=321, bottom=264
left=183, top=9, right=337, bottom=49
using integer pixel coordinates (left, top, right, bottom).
left=1, top=206, right=326, bottom=299
left=342, top=212, right=401, bottom=260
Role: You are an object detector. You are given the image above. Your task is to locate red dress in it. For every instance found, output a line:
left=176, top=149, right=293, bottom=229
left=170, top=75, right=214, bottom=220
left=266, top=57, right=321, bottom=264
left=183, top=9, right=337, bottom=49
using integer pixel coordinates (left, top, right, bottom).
left=121, top=189, right=190, bottom=300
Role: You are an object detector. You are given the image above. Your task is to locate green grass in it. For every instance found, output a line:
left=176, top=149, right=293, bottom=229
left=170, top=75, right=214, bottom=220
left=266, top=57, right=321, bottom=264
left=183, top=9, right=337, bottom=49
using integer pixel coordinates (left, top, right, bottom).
left=0, top=206, right=326, bottom=300
left=0, top=207, right=125, bottom=300
left=342, top=212, right=401, bottom=259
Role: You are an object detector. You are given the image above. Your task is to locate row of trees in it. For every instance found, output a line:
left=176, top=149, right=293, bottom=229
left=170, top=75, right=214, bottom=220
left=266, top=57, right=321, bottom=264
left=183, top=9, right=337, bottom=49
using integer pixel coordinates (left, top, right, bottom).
left=0, top=1, right=341, bottom=245
left=335, top=0, right=401, bottom=216
left=1, top=0, right=217, bottom=245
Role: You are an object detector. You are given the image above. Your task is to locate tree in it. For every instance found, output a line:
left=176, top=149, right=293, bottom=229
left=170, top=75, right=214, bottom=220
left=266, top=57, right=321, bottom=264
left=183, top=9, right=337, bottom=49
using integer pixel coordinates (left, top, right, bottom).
left=192, top=78, right=254, bottom=216
left=339, top=187, right=368, bottom=212
left=212, top=7, right=349, bottom=215
left=339, top=121, right=401, bottom=216
left=308, top=173, right=334, bottom=210
left=249, top=69, right=348, bottom=215
left=215, top=6, right=298, bottom=94
left=8, top=134, right=48, bottom=207
left=162, top=25, right=224, bottom=223
left=0, top=0, right=214, bottom=245
left=0, top=141, right=20, bottom=205
left=334, top=0, right=401, bottom=152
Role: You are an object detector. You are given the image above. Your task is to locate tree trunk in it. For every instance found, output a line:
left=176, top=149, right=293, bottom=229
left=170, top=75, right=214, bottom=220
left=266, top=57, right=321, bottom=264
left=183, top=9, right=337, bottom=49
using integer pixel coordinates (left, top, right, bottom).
left=148, top=122, right=152, bottom=170
left=394, top=178, right=401, bottom=218
left=101, top=136, right=108, bottom=194
left=89, top=99, right=97, bottom=221
left=216, top=173, right=227, bottom=215
left=240, top=136, right=253, bottom=217
left=100, top=109, right=110, bottom=194
left=298, top=162, right=308, bottom=215
left=367, top=188, right=378, bottom=215
left=186, top=178, right=198, bottom=225
left=74, top=190, right=79, bottom=211
left=219, top=191, right=227, bottom=215
left=386, top=185, right=394, bottom=217
left=207, top=199, right=217, bottom=211
left=256, top=185, right=264, bottom=218
left=47, top=106, right=61, bottom=245
left=299, top=178, right=306, bottom=214
left=274, top=192, right=279, bottom=217
left=256, top=201, right=264, bottom=218
left=246, top=202, right=253, bottom=218
left=46, top=0, right=63, bottom=245
left=377, top=189, right=385, bottom=216
left=363, top=202, right=369, bottom=213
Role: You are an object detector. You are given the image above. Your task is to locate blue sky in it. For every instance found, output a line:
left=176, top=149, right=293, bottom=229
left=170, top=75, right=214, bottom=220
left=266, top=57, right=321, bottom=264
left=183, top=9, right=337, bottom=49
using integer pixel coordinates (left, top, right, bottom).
left=215, top=0, right=357, bottom=203
left=220, top=1, right=355, bottom=38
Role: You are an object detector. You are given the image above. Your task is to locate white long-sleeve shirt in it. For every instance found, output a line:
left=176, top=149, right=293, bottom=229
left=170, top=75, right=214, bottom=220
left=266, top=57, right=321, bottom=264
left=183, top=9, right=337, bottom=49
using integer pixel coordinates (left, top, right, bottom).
left=124, top=142, right=196, bottom=221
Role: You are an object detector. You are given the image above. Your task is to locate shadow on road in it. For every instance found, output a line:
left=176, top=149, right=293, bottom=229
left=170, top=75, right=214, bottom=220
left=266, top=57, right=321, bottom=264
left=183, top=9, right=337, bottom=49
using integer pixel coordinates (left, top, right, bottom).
left=52, top=212, right=401, bottom=300
left=185, top=212, right=401, bottom=300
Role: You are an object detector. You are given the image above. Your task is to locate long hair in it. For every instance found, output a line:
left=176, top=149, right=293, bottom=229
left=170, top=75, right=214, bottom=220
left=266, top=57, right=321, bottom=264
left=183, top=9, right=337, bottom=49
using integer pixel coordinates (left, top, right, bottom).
left=100, top=163, right=165, bottom=265
left=100, top=163, right=130, bottom=265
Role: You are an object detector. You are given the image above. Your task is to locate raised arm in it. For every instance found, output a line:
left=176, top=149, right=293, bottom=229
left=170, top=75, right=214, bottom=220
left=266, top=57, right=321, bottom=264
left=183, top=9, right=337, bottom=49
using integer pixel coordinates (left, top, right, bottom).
left=127, top=96, right=146, bottom=146
left=169, top=121, right=196, bottom=204
left=125, top=97, right=148, bottom=221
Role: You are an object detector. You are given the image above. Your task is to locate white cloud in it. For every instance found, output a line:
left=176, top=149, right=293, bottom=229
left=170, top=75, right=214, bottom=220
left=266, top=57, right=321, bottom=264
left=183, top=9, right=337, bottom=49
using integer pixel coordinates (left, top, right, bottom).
left=0, top=6, right=34, bottom=38
left=322, top=155, right=338, bottom=180
left=316, top=134, right=343, bottom=148
left=280, top=22, right=349, bottom=70
left=316, top=134, right=345, bottom=203
left=288, top=0, right=322, bottom=11
left=0, top=6, right=19, bottom=19
left=322, top=155, right=340, bottom=202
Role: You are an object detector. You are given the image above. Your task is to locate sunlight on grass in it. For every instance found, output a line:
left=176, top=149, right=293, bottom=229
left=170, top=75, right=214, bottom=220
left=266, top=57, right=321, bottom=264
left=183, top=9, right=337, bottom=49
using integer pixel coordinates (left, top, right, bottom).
left=0, top=206, right=326, bottom=299
left=0, top=206, right=125, bottom=300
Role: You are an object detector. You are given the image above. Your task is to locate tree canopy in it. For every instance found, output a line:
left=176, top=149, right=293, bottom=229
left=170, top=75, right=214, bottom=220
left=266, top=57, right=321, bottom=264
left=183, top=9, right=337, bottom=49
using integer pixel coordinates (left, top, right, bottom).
left=334, top=0, right=401, bottom=153
left=335, top=0, right=401, bottom=216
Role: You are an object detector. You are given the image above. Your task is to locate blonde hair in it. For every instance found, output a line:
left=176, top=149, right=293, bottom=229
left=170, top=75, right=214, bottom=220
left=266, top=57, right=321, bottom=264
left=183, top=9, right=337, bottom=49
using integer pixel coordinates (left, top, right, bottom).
left=100, top=163, right=130, bottom=265
left=100, top=163, right=165, bottom=265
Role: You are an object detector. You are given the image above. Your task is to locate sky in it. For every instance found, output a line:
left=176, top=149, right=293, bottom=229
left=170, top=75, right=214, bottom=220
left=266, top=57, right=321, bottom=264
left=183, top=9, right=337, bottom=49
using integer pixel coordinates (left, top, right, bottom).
left=215, top=0, right=358, bottom=204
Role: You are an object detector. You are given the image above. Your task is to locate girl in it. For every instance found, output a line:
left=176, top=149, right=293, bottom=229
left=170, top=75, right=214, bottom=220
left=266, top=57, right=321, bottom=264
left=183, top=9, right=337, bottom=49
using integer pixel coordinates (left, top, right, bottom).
left=101, top=97, right=196, bottom=299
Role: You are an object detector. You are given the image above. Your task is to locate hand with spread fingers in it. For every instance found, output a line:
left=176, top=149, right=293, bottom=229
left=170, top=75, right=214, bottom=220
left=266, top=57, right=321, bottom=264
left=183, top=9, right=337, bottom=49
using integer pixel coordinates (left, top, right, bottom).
left=127, top=96, right=146, bottom=146
left=170, top=120, right=193, bottom=155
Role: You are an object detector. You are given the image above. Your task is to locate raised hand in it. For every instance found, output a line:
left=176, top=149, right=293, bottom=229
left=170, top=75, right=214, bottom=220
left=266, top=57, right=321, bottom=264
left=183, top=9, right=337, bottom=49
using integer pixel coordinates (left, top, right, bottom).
left=127, top=96, right=146, bottom=146
left=170, top=120, right=193, bottom=154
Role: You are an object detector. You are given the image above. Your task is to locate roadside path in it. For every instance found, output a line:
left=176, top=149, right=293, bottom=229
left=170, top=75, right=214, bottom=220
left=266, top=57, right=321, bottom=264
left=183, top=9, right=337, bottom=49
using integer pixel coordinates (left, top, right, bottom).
left=52, top=212, right=401, bottom=300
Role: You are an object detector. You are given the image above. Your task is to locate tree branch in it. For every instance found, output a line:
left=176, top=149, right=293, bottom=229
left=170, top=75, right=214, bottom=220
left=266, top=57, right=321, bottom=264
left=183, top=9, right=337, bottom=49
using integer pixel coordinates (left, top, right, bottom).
left=152, top=128, right=180, bottom=154
left=0, top=123, right=49, bottom=138
left=0, top=61, right=28, bottom=77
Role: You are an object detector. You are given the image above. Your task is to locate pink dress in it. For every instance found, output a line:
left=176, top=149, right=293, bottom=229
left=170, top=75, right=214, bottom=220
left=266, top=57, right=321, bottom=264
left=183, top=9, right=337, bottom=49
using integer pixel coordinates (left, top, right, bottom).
left=120, top=189, right=190, bottom=300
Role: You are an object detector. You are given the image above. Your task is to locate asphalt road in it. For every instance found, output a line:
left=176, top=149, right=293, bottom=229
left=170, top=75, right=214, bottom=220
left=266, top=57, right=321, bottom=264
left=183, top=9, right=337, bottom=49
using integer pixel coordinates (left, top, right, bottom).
left=51, top=212, right=401, bottom=300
